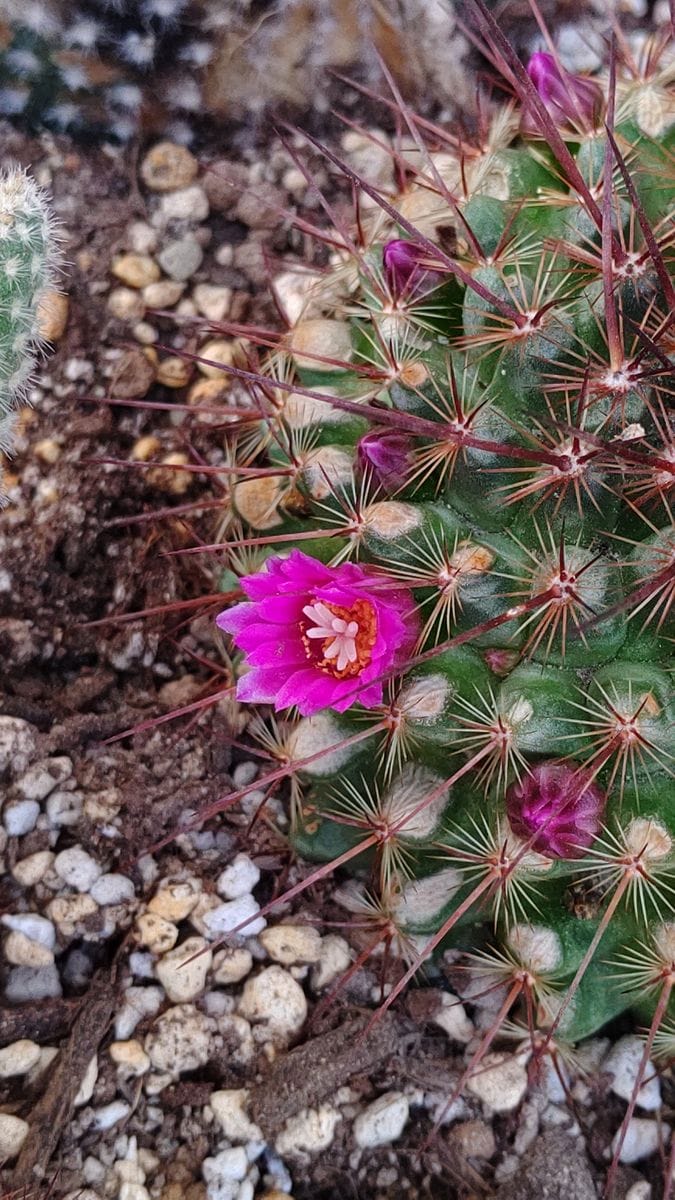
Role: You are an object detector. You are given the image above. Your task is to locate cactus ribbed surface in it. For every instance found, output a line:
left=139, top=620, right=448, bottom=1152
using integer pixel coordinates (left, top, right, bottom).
left=0, top=167, right=58, bottom=502
left=216, top=21, right=675, bottom=1075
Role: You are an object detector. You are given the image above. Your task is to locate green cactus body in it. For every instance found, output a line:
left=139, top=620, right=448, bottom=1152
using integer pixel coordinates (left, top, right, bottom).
left=217, top=28, right=675, bottom=1060
left=0, top=167, right=58, bottom=502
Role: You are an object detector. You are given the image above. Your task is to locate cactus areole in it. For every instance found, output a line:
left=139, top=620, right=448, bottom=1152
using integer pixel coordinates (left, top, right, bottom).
left=216, top=22, right=675, bottom=1056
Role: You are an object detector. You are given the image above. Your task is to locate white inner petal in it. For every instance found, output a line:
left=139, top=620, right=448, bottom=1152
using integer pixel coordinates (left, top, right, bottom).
left=303, top=602, right=360, bottom=671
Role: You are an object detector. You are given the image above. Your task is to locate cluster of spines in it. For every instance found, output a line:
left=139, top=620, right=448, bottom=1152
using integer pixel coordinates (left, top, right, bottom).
left=0, top=167, right=59, bottom=503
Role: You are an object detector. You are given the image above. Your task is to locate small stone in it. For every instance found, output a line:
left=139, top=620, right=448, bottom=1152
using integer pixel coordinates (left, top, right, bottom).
left=202, top=159, right=248, bottom=212
left=131, top=435, right=161, bottom=462
left=47, top=893, right=98, bottom=936
left=4, top=930, right=54, bottom=967
left=148, top=878, right=202, bottom=921
left=74, top=1054, right=98, bottom=1106
left=259, top=925, right=321, bottom=966
left=147, top=452, right=192, bottom=494
left=157, top=236, right=203, bottom=282
left=90, top=873, right=135, bottom=906
left=216, top=854, right=260, bottom=899
left=156, top=936, right=212, bottom=1003
left=275, top=1106, right=342, bottom=1159
left=114, top=985, right=164, bottom=1039
left=187, top=377, right=230, bottom=413
left=289, top=319, right=353, bottom=372
left=46, top=790, right=83, bottom=827
left=127, top=220, right=158, bottom=254
left=496, top=1130, right=596, bottom=1200
left=604, top=1036, right=662, bottom=1111
left=112, top=254, right=160, bottom=290
left=354, top=1092, right=409, bottom=1149
left=2, top=912, right=55, bottom=948
left=37, top=290, right=69, bottom=341
left=212, top=947, right=253, bottom=986
left=235, top=182, right=281, bottom=230
left=109, top=1040, right=151, bottom=1077
left=467, top=1052, right=529, bottom=1114
left=145, top=1004, right=213, bottom=1073
left=193, top=283, right=232, bottom=322
left=342, top=129, right=395, bottom=191
left=141, top=142, right=198, bottom=192
left=238, top=966, right=307, bottom=1041
left=112, top=349, right=156, bottom=399
left=132, top=321, right=159, bottom=345
left=142, top=280, right=185, bottom=308
left=156, top=357, right=192, bottom=388
left=433, top=992, right=474, bottom=1044
left=54, top=846, right=102, bottom=892
left=3, top=798, right=39, bottom=835
left=33, top=437, right=61, bottom=464
left=11, top=849, right=54, bottom=887
left=272, top=269, right=323, bottom=326
left=159, top=185, right=209, bottom=223
left=201, top=894, right=266, bottom=939
left=0, top=717, right=38, bottom=777
left=0, top=1039, right=41, bottom=1077
left=92, top=1100, right=131, bottom=1131
left=446, top=1119, right=496, bottom=1161
left=5, top=964, right=62, bottom=1002
left=196, top=339, right=235, bottom=378
left=107, top=286, right=146, bottom=322
left=311, top=935, right=351, bottom=992
left=0, top=1113, right=30, bottom=1159
left=135, top=912, right=179, bottom=954
left=15, top=756, right=72, bottom=801
left=613, top=1119, right=670, bottom=1164
left=209, top=1089, right=262, bottom=1142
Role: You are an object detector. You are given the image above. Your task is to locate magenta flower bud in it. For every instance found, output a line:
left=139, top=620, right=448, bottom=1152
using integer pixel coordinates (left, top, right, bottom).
left=357, top=428, right=412, bottom=492
left=383, top=239, right=442, bottom=302
left=217, top=550, right=418, bottom=716
left=506, top=762, right=605, bottom=859
left=526, top=52, right=603, bottom=131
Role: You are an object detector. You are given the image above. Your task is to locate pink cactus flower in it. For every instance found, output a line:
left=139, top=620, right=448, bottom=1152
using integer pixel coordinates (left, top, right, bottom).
left=217, top=550, right=418, bottom=716
left=383, top=238, right=443, bottom=301
left=506, top=762, right=605, bottom=859
left=357, top=428, right=412, bottom=492
left=526, top=52, right=603, bottom=131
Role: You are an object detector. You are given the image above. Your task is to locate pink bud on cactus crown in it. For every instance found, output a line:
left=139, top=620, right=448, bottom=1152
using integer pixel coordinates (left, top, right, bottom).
left=506, top=761, right=606, bottom=859
left=526, top=51, right=603, bottom=131
left=217, top=550, right=418, bottom=717
left=383, top=238, right=443, bottom=302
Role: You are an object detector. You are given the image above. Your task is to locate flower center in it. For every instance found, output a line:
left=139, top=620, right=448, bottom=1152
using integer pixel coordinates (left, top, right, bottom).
left=302, top=598, right=377, bottom=678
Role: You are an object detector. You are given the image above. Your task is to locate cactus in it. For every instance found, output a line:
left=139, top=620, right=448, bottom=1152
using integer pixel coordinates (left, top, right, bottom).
left=206, top=9, right=675, bottom=1179
left=0, top=167, right=59, bottom=502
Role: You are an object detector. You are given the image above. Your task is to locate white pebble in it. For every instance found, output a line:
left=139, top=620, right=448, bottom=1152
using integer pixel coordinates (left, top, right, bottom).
left=144, top=1004, right=213, bottom=1073
left=238, top=966, right=307, bottom=1041
left=158, top=184, right=209, bottom=223
left=46, top=790, right=83, bottom=826
left=202, top=1145, right=248, bottom=1189
left=202, top=894, right=266, bottom=939
left=604, top=1036, right=661, bottom=1111
left=216, top=854, right=260, bottom=899
left=612, top=1118, right=670, bottom=1164
left=0, top=717, right=37, bottom=777
left=212, top=947, right=253, bottom=986
left=11, top=849, right=54, bottom=887
left=259, top=925, right=321, bottom=966
left=53, top=846, right=102, bottom=891
left=15, top=757, right=72, bottom=801
left=3, top=798, right=40, bottom=835
left=91, top=1100, right=131, bottom=1131
left=5, top=964, right=62, bottom=1002
left=155, top=936, right=212, bottom=1002
left=275, top=1105, right=342, bottom=1158
left=0, top=1039, right=41, bottom=1077
left=90, top=873, right=136, bottom=906
left=135, top=912, right=179, bottom=954
left=4, top=930, right=54, bottom=967
left=311, top=935, right=351, bottom=992
left=193, top=283, right=232, bottom=322
left=3, top=912, right=56, bottom=948
left=114, top=985, right=164, bottom=1039
left=432, top=992, right=474, bottom=1044
left=353, top=1092, right=409, bottom=1149
left=209, top=1089, right=262, bottom=1142
left=74, top=1055, right=98, bottom=1106
left=466, top=1052, right=529, bottom=1114
left=0, top=1113, right=30, bottom=1159
left=109, top=1040, right=151, bottom=1077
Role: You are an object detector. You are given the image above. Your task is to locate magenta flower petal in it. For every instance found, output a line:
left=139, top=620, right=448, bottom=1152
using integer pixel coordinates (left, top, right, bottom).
left=358, top=428, right=412, bottom=492
left=383, top=239, right=444, bottom=301
left=218, top=550, right=418, bottom=717
left=526, top=51, right=603, bottom=131
left=506, top=762, right=606, bottom=859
